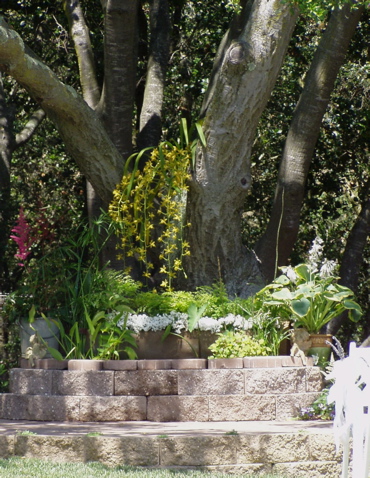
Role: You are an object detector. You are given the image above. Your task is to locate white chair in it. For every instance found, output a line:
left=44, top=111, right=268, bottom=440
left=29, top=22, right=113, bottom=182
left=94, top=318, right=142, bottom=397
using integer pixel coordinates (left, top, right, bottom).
left=328, top=342, right=370, bottom=478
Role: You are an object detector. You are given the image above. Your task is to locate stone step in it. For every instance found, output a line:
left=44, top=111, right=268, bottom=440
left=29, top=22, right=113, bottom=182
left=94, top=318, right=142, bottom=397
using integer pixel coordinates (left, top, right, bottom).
left=0, top=419, right=342, bottom=477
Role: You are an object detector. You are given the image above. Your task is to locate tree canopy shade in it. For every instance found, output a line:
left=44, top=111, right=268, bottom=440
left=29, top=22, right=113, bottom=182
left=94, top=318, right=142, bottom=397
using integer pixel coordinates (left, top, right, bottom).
left=0, top=0, right=369, bottom=324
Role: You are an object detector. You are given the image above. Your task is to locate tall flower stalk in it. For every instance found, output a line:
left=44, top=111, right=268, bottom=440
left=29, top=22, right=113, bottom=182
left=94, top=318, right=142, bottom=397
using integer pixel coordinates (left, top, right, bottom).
left=10, top=207, right=34, bottom=266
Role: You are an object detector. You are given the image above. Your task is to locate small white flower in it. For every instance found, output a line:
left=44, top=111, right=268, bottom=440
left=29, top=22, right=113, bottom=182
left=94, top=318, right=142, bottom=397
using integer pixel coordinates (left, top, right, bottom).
left=308, top=236, right=324, bottom=272
left=319, top=259, right=337, bottom=278
left=285, top=266, right=298, bottom=283
left=197, top=317, right=221, bottom=333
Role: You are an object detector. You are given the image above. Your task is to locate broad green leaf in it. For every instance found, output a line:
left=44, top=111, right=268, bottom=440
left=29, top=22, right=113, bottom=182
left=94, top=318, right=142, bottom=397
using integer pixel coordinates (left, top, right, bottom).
left=272, top=288, right=292, bottom=300
left=349, top=307, right=362, bottom=322
left=195, top=120, right=206, bottom=147
left=275, top=275, right=290, bottom=285
left=294, top=264, right=311, bottom=282
left=187, top=302, right=207, bottom=332
left=291, top=298, right=310, bottom=317
left=344, top=300, right=362, bottom=322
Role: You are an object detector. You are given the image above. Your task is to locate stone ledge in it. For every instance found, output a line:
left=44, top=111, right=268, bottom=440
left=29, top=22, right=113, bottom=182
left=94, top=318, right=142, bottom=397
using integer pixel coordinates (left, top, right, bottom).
left=9, top=366, right=324, bottom=397
left=19, top=356, right=314, bottom=370
left=0, top=392, right=324, bottom=422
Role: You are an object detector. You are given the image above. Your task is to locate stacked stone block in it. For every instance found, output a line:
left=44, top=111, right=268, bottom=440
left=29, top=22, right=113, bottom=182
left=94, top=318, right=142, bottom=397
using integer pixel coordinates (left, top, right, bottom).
left=0, top=359, right=324, bottom=422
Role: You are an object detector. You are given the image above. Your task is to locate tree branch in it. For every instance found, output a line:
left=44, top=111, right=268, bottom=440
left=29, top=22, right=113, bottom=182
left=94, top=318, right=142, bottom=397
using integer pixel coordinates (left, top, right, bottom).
left=96, top=0, right=139, bottom=159
left=15, top=108, right=46, bottom=148
left=63, top=0, right=100, bottom=109
left=0, top=16, right=122, bottom=203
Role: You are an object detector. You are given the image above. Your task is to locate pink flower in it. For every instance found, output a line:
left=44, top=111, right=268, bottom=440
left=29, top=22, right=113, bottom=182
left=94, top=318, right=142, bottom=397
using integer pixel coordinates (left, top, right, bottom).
left=10, top=207, right=35, bottom=266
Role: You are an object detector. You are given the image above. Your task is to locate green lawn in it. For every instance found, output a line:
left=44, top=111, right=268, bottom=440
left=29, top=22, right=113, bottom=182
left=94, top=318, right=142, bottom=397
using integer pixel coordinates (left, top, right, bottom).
left=0, top=458, right=288, bottom=478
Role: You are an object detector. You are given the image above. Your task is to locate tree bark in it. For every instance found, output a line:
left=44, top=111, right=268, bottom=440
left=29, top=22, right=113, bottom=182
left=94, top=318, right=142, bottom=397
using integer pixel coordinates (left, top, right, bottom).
left=63, top=0, right=103, bottom=223
left=0, top=75, right=14, bottom=286
left=184, top=0, right=298, bottom=297
left=137, top=0, right=171, bottom=151
left=0, top=16, right=122, bottom=204
left=255, top=4, right=364, bottom=283
left=63, top=0, right=101, bottom=109
left=96, top=0, right=139, bottom=160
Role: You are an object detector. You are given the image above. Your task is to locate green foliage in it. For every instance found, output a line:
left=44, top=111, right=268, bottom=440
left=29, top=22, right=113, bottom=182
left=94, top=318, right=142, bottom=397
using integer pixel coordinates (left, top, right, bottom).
left=186, top=303, right=207, bottom=332
left=95, top=312, right=138, bottom=360
left=208, top=330, right=271, bottom=359
left=0, top=361, right=9, bottom=392
left=258, top=263, right=362, bottom=334
left=291, top=0, right=367, bottom=21
left=46, top=310, right=137, bottom=361
left=127, top=282, right=252, bottom=319
left=15, top=430, right=38, bottom=436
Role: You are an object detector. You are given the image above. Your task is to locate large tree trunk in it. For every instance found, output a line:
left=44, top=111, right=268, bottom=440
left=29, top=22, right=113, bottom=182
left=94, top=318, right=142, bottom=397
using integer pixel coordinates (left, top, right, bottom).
left=184, top=0, right=298, bottom=297
left=255, top=4, right=364, bottom=282
left=0, top=75, right=14, bottom=288
left=96, top=0, right=138, bottom=161
left=65, top=1, right=139, bottom=269
left=137, top=0, right=170, bottom=151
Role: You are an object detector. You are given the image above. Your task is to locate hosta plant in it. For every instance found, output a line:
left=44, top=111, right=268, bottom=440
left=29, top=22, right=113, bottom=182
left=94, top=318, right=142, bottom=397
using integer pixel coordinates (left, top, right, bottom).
left=258, top=263, right=362, bottom=334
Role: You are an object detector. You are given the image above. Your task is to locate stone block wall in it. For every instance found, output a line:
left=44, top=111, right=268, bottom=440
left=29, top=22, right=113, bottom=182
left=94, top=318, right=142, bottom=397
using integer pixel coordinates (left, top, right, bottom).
left=0, top=430, right=343, bottom=477
left=0, top=359, right=324, bottom=422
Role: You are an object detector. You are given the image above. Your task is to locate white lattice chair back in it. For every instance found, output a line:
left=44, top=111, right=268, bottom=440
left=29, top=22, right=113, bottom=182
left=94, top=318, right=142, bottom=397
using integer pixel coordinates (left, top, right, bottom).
left=329, top=342, right=370, bottom=478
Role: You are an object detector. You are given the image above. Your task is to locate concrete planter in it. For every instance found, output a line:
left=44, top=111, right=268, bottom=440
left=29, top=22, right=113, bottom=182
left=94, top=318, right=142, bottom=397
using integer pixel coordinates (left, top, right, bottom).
left=133, top=330, right=219, bottom=359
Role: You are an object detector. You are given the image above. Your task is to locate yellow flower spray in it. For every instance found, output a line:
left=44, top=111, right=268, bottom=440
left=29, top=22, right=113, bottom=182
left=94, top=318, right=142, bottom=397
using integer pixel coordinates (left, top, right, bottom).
left=109, top=120, right=205, bottom=290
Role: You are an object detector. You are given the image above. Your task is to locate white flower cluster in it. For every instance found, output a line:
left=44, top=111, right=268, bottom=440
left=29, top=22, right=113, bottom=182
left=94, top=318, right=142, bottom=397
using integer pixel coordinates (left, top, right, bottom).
left=118, top=311, right=188, bottom=334
left=308, top=236, right=324, bottom=272
left=307, top=236, right=337, bottom=278
left=117, top=311, right=253, bottom=333
left=319, top=258, right=337, bottom=278
left=197, top=314, right=253, bottom=333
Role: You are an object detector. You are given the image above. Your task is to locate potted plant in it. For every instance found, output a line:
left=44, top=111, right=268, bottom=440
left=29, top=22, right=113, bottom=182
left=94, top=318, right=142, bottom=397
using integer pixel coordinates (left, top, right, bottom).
left=258, top=261, right=362, bottom=363
left=5, top=258, right=63, bottom=359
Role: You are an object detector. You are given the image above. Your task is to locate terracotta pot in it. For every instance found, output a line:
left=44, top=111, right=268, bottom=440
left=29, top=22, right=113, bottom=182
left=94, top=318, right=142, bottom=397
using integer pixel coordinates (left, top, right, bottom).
left=309, top=333, right=332, bottom=348
left=307, top=334, right=332, bottom=366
